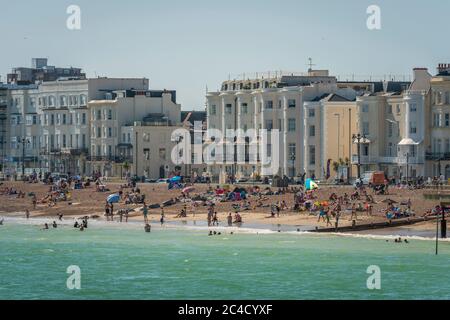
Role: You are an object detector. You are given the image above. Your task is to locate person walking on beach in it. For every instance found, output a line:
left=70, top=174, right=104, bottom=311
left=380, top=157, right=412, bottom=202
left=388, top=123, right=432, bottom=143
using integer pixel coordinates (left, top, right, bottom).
left=213, top=212, right=218, bottom=226
left=105, top=202, right=110, bottom=221
left=32, top=195, right=37, bottom=210
left=143, top=203, right=149, bottom=224
left=350, top=203, right=357, bottom=221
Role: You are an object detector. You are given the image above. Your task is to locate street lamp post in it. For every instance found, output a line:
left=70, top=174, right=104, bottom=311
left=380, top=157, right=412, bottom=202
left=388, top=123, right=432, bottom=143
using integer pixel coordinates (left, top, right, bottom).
left=290, top=152, right=296, bottom=179
left=352, top=133, right=367, bottom=180
left=19, top=138, right=30, bottom=178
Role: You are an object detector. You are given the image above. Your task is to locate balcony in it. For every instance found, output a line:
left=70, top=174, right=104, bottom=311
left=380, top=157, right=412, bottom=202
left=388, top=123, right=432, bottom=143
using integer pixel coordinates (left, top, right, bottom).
left=426, top=152, right=450, bottom=161
left=87, top=156, right=133, bottom=163
left=352, top=155, right=425, bottom=165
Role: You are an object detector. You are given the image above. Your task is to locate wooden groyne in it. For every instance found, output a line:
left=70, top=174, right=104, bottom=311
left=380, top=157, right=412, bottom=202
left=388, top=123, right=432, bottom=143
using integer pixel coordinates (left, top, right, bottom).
left=310, top=216, right=438, bottom=233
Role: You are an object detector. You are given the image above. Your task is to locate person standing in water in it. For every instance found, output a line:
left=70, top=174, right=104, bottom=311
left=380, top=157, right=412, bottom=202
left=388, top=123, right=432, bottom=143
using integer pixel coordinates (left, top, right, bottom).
left=227, top=212, right=233, bottom=227
left=160, top=210, right=165, bottom=225
left=25, top=209, right=30, bottom=220
left=143, top=203, right=149, bottom=224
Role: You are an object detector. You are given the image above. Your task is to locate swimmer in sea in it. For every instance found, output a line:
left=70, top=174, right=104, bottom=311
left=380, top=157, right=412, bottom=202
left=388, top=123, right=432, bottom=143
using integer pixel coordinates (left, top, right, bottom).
left=0, top=218, right=3, bottom=225
left=52, top=221, right=57, bottom=228
left=42, top=223, right=49, bottom=230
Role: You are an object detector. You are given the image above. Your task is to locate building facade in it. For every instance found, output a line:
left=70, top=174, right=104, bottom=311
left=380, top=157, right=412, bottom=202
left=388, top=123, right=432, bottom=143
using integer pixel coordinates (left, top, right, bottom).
left=428, top=64, right=450, bottom=179
left=206, top=70, right=339, bottom=181
left=87, top=89, right=182, bottom=178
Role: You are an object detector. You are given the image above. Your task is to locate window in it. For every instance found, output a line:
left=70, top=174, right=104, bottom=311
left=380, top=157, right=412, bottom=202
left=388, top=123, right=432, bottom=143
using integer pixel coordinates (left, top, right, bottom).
left=288, top=99, right=296, bottom=108
left=143, top=149, right=150, bottom=161
left=48, top=96, right=55, bottom=107
left=388, top=122, right=393, bottom=138
left=308, top=109, right=315, bottom=118
left=266, top=120, right=273, bottom=131
left=362, top=122, right=369, bottom=135
left=108, top=109, right=112, bottom=120
left=97, top=110, right=101, bottom=120
left=445, top=113, right=450, bottom=127
left=62, top=114, right=67, bottom=125
left=108, top=127, right=112, bottom=138
left=362, top=104, right=369, bottom=113
left=309, top=145, right=315, bottom=165
left=51, top=114, right=55, bottom=125
left=127, top=133, right=131, bottom=143
left=309, top=125, right=315, bottom=137
left=60, top=96, right=67, bottom=107
left=210, top=105, right=216, bottom=115
left=410, top=121, right=417, bottom=134
left=265, top=101, right=273, bottom=109
left=288, top=119, right=296, bottom=132
left=69, top=114, right=73, bottom=125
left=241, top=103, right=248, bottom=114
left=62, top=135, right=67, bottom=148
left=82, top=113, right=86, bottom=125
left=363, top=145, right=369, bottom=156
left=410, top=104, right=417, bottom=112
left=225, top=104, right=232, bottom=114
left=82, top=134, right=86, bottom=148
left=80, top=95, right=87, bottom=106
left=97, top=127, right=101, bottom=138
left=33, top=115, right=37, bottom=125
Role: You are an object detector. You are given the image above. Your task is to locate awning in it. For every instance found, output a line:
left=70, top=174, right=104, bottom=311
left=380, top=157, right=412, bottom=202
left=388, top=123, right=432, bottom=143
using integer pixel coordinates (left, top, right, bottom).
left=398, top=138, right=422, bottom=146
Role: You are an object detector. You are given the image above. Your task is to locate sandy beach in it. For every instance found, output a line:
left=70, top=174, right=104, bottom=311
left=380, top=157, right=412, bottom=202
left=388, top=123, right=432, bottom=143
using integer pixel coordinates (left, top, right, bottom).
left=0, top=180, right=445, bottom=235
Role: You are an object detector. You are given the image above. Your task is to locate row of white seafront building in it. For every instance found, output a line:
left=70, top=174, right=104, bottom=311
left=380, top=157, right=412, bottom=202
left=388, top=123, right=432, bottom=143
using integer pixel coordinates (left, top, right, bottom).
left=206, top=65, right=450, bottom=183
left=0, top=58, right=206, bottom=180
left=1, top=58, right=450, bottom=182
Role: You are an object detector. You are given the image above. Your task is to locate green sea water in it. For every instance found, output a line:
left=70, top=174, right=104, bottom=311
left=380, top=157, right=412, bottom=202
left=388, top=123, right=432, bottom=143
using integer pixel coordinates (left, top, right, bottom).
left=0, top=219, right=449, bottom=300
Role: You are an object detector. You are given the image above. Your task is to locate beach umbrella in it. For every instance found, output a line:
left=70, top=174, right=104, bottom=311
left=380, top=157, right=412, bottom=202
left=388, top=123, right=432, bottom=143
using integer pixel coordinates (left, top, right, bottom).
left=107, top=194, right=120, bottom=204
left=305, top=178, right=319, bottom=191
left=183, top=186, right=195, bottom=194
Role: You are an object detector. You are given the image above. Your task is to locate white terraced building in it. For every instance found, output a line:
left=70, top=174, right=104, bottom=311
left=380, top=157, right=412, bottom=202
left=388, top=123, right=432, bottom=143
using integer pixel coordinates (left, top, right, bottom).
left=206, top=69, right=345, bottom=181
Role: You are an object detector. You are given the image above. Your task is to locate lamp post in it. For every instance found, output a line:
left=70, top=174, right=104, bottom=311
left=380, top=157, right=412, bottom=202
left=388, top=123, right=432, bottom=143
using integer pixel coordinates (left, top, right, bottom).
left=352, top=133, right=367, bottom=180
left=19, top=138, right=30, bottom=178
left=290, top=152, right=296, bottom=179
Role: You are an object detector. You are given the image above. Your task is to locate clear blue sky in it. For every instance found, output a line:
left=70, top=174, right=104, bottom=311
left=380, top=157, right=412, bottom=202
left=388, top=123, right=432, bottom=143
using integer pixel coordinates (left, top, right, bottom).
left=1, top=0, right=449, bottom=109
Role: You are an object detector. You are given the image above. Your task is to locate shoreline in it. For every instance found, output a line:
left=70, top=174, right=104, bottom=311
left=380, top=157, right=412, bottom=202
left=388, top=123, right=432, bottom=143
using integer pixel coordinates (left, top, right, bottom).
left=1, top=213, right=448, bottom=242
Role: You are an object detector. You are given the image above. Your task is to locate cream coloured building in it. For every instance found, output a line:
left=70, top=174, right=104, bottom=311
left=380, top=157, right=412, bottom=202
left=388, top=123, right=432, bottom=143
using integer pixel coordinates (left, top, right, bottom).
left=303, top=94, right=358, bottom=180
left=427, top=64, right=450, bottom=179
left=206, top=70, right=340, bottom=181
left=87, top=89, right=181, bottom=177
